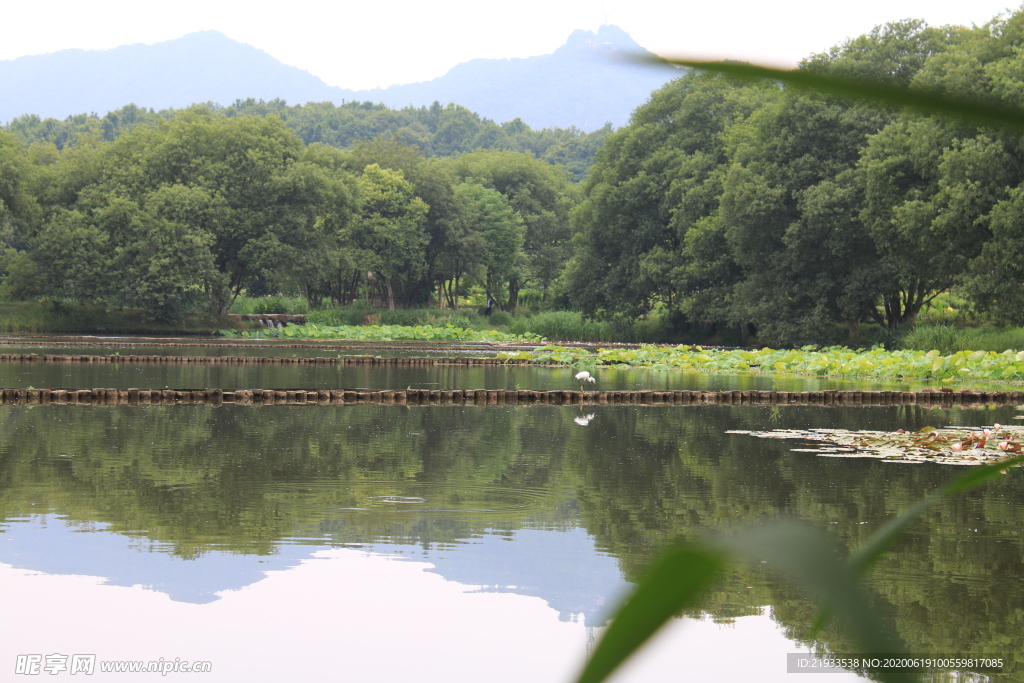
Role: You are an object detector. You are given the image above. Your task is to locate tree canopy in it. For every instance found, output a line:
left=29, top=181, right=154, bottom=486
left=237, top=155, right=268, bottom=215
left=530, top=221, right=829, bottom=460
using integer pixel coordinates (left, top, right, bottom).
left=567, top=11, right=1024, bottom=345
left=0, top=111, right=582, bottom=319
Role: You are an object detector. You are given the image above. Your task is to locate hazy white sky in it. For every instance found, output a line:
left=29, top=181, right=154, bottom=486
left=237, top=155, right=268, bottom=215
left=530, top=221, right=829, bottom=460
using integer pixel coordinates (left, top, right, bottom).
left=1, top=0, right=1019, bottom=90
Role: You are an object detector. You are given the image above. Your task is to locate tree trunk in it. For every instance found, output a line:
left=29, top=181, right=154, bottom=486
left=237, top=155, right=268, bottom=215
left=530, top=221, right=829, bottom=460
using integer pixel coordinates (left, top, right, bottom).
left=508, top=276, right=520, bottom=310
left=845, top=317, right=861, bottom=340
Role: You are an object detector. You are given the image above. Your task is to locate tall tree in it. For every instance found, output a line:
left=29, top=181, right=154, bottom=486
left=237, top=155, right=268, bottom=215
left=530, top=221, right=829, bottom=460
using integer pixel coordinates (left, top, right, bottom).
left=453, top=182, right=525, bottom=308
left=566, top=71, right=774, bottom=323
left=353, top=164, right=429, bottom=310
left=717, top=19, right=963, bottom=342
left=442, top=150, right=578, bottom=307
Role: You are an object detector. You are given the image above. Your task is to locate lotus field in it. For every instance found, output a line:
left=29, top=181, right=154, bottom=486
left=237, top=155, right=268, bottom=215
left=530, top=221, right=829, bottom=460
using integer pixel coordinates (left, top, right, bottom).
left=500, top=345, right=1024, bottom=384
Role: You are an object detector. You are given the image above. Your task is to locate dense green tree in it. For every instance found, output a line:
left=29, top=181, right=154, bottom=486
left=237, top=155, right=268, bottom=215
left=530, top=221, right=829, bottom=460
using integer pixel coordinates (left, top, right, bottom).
left=565, top=71, right=775, bottom=323
left=19, top=113, right=356, bottom=318
left=564, top=15, right=1024, bottom=345
left=716, top=20, right=965, bottom=343
left=353, top=164, right=429, bottom=310
left=442, top=150, right=578, bottom=306
left=858, top=12, right=1024, bottom=325
left=0, top=131, right=40, bottom=233
left=963, top=187, right=1024, bottom=323
left=0, top=131, right=43, bottom=298
left=452, top=183, right=525, bottom=307
left=340, top=138, right=466, bottom=308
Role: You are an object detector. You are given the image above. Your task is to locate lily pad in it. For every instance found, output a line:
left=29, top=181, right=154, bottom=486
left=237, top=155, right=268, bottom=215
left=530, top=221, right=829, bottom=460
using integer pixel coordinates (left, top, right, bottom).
left=726, top=425, right=1024, bottom=465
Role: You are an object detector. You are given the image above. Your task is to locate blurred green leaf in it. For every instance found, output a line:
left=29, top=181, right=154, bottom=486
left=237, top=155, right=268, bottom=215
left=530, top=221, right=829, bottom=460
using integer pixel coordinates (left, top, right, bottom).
left=632, top=57, right=1024, bottom=132
left=575, top=545, right=725, bottom=683
left=717, top=521, right=911, bottom=683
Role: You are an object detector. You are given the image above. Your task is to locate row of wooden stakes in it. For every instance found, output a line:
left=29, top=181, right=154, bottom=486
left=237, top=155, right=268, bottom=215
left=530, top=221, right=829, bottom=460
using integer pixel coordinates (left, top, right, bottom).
left=0, top=387, right=1021, bottom=406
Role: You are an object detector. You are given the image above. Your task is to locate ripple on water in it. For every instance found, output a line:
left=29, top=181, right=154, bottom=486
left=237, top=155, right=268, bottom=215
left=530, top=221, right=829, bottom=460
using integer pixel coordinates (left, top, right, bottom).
left=365, top=495, right=427, bottom=504
left=261, top=480, right=558, bottom=516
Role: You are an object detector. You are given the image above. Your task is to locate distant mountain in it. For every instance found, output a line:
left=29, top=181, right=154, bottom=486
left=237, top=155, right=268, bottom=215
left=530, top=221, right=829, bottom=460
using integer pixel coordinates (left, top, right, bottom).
left=0, top=26, right=680, bottom=131
left=0, top=31, right=340, bottom=124
left=361, top=26, right=681, bottom=130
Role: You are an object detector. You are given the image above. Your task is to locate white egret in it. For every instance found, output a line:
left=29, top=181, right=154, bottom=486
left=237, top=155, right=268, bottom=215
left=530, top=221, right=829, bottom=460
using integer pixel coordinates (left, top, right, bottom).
left=575, top=371, right=596, bottom=391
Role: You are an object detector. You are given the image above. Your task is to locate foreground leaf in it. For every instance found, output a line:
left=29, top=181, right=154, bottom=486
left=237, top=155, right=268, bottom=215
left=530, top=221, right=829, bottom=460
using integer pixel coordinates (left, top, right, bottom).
left=632, top=57, right=1024, bottom=132
left=718, top=521, right=910, bottom=683
left=575, top=545, right=725, bottom=683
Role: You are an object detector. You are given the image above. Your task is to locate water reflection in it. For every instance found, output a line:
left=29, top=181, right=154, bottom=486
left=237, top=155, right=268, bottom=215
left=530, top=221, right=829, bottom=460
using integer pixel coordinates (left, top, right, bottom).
left=0, top=549, right=850, bottom=683
left=0, top=516, right=313, bottom=603
left=0, top=403, right=1022, bottom=680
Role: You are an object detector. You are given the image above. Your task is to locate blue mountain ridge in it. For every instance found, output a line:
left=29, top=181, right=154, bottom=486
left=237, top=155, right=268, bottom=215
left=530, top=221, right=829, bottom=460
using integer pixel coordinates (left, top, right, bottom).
left=0, top=26, right=680, bottom=131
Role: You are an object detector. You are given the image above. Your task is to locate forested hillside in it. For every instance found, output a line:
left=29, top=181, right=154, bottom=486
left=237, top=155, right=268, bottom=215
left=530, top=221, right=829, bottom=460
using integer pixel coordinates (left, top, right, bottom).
left=3, top=99, right=611, bottom=181
left=567, top=11, right=1024, bottom=346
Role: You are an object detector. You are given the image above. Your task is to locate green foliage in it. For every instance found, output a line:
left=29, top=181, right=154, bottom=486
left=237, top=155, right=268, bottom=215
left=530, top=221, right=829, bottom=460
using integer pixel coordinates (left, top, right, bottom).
left=506, top=311, right=616, bottom=343
left=4, top=100, right=608, bottom=178
left=304, top=301, right=377, bottom=326
left=16, top=112, right=357, bottom=320
left=566, top=70, right=774, bottom=321
left=453, top=182, right=525, bottom=304
left=441, top=150, right=579, bottom=306
left=486, top=310, right=513, bottom=327
left=354, top=164, right=429, bottom=310
left=0, top=110, right=581, bottom=324
left=229, top=295, right=311, bottom=315
left=304, top=302, right=487, bottom=330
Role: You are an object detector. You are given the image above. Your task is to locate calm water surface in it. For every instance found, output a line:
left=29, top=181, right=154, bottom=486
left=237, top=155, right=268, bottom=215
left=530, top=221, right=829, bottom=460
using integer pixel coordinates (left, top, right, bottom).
left=0, top=362, right=1021, bottom=681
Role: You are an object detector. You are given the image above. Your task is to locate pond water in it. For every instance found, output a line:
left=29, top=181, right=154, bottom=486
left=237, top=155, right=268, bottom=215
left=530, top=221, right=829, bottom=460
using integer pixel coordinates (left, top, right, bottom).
left=0, top=355, right=1022, bottom=682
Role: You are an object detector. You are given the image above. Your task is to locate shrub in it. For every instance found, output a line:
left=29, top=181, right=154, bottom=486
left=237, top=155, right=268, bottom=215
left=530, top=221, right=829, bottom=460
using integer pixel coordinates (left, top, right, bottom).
left=900, top=323, right=1024, bottom=354
left=305, top=301, right=377, bottom=326
left=487, top=310, right=513, bottom=327
left=231, top=296, right=310, bottom=315
left=507, top=311, right=615, bottom=342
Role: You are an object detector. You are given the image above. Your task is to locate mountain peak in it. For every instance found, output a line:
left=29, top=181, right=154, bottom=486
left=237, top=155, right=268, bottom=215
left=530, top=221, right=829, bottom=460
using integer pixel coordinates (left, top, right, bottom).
left=563, top=25, right=645, bottom=53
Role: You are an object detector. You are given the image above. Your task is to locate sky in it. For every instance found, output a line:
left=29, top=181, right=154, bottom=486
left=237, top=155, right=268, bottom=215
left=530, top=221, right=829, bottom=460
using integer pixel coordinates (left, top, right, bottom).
left=0, top=0, right=1019, bottom=91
